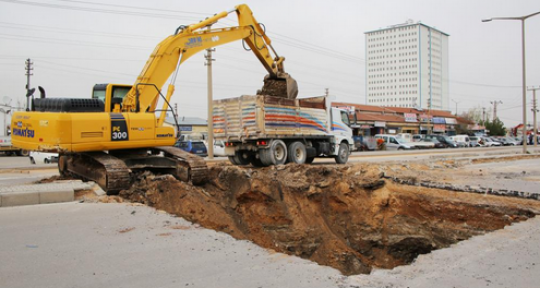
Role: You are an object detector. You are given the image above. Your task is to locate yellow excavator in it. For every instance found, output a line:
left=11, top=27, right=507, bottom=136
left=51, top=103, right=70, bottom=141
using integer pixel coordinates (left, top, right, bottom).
left=11, top=4, right=297, bottom=194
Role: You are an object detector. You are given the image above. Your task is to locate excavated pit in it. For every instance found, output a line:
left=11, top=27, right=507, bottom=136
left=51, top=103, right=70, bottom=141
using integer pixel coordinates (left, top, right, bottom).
left=119, top=163, right=540, bottom=275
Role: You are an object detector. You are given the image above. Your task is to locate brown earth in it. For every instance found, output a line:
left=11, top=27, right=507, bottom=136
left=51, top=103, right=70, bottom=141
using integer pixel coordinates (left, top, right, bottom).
left=119, top=163, right=540, bottom=275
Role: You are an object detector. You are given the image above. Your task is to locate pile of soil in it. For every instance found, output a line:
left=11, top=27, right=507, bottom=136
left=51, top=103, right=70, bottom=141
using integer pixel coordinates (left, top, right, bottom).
left=120, top=163, right=540, bottom=275
left=259, top=78, right=289, bottom=97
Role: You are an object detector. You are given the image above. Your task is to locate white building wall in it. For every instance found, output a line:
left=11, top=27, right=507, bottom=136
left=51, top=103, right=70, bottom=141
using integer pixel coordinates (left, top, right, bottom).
left=365, top=23, right=449, bottom=110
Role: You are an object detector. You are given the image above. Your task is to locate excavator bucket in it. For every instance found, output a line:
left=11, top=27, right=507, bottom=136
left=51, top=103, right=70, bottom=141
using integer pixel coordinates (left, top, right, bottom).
left=258, top=73, right=298, bottom=99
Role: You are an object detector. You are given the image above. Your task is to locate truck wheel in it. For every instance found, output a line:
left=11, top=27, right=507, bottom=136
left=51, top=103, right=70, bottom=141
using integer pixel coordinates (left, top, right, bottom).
left=18, top=149, right=29, bottom=157
left=334, top=143, right=349, bottom=164
left=44, top=158, right=50, bottom=164
left=30, top=157, right=36, bottom=165
left=287, top=141, right=306, bottom=164
left=232, top=150, right=251, bottom=166
left=261, top=140, right=287, bottom=165
left=250, top=155, right=265, bottom=167
left=228, top=156, right=239, bottom=165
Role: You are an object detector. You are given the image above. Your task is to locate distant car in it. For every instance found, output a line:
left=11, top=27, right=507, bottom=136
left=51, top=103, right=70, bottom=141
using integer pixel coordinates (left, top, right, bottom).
left=207, top=140, right=227, bottom=157
left=29, top=151, right=58, bottom=164
left=489, top=137, right=504, bottom=146
left=410, top=140, right=435, bottom=149
left=482, top=137, right=501, bottom=147
left=412, top=134, right=424, bottom=142
left=499, top=137, right=520, bottom=146
left=469, top=136, right=483, bottom=147
left=423, top=138, right=446, bottom=149
left=450, top=135, right=471, bottom=147
left=175, top=140, right=208, bottom=157
left=374, top=134, right=416, bottom=151
left=424, top=134, right=458, bottom=148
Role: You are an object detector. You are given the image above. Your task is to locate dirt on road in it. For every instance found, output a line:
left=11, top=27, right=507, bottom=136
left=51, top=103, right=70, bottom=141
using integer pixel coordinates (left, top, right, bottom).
left=119, top=162, right=540, bottom=275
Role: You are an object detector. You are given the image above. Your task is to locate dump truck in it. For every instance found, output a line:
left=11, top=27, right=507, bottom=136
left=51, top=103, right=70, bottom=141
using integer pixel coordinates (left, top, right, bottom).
left=213, top=95, right=354, bottom=166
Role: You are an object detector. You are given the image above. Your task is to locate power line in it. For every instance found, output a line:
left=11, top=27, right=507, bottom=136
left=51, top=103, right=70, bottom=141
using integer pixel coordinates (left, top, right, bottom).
left=0, top=0, right=202, bottom=21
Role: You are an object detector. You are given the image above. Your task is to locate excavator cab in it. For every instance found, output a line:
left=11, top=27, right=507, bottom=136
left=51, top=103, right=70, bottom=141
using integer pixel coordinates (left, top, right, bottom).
left=92, top=84, right=133, bottom=112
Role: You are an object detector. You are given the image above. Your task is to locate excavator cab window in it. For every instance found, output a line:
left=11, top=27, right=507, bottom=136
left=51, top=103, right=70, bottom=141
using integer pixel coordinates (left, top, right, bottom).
left=92, top=84, right=132, bottom=112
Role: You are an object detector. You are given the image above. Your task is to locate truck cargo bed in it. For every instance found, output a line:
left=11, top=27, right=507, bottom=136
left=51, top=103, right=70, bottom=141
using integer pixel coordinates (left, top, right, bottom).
left=213, top=95, right=330, bottom=142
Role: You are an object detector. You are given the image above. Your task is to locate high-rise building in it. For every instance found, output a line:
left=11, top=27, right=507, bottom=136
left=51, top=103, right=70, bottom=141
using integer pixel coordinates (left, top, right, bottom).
left=365, top=21, right=449, bottom=110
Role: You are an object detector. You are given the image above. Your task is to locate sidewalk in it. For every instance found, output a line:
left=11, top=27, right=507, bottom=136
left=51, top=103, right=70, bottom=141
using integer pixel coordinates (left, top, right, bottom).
left=0, top=180, right=99, bottom=208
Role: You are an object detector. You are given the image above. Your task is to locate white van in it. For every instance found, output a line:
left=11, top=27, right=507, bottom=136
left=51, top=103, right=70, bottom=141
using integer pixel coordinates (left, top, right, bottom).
left=450, top=135, right=470, bottom=147
left=374, top=134, right=416, bottom=151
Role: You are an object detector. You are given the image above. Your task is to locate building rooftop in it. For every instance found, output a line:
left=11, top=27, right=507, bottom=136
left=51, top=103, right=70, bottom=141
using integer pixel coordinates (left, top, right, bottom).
left=364, top=22, right=450, bottom=37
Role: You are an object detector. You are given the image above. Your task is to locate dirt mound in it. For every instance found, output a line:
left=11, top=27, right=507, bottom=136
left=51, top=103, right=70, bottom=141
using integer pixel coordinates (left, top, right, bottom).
left=120, top=164, right=540, bottom=275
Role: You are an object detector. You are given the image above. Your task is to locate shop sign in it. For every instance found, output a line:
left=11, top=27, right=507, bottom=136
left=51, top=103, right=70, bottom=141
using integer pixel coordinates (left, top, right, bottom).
left=433, top=124, right=446, bottom=132
left=374, top=121, right=386, bottom=127
left=404, top=113, right=418, bottom=122
left=445, top=118, right=457, bottom=125
left=432, top=117, right=446, bottom=124
left=419, top=114, right=432, bottom=122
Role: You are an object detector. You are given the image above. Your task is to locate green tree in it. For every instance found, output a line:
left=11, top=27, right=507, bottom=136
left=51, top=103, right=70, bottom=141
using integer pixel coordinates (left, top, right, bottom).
left=484, top=118, right=506, bottom=136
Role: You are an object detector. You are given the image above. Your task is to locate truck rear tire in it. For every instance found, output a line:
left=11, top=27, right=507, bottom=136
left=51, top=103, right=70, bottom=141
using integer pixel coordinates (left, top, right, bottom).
left=334, top=143, right=349, bottom=164
left=18, top=149, right=29, bottom=157
left=261, top=140, right=287, bottom=166
left=250, top=155, right=265, bottom=167
left=287, top=141, right=306, bottom=164
left=231, top=150, right=251, bottom=166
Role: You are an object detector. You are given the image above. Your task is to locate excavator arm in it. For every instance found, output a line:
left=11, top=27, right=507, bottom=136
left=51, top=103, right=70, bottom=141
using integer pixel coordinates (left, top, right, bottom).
left=121, top=4, right=298, bottom=120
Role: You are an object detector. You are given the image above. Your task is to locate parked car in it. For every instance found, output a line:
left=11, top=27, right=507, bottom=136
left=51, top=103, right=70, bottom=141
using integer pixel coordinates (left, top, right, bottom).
left=410, top=140, right=435, bottom=149
left=175, top=140, right=208, bottom=157
left=489, top=137, right=504, bottom=146
left=209, top=140, right=227, bottom=157
left=450, top=135, right=471, bottom=147
left=412, top=134, right=424, bottom=142
left=424, top=134, right=458, bottom=148
left=374, top=134, right=416, bottom=151
left=29, top=151, right=58, bottom=164
left=499, top=137, right=520, bottom=146
left=482, top=137, right=501, bottom=147
left=469, top=136, right=483, bottom=147
left=423, top=138, right=446, bottom=148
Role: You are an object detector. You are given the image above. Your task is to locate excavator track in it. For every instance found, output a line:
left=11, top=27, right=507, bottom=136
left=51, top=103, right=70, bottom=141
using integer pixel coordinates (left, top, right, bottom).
left=153, top=146, right=208, bottom=185
left=61, top=152, right=132, bottom=194
left=59, top=147, right=207, bottom=195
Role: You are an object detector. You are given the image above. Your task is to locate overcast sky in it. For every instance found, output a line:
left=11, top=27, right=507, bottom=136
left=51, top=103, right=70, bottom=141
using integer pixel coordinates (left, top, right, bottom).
left=1, top=0, right=539, bottom=134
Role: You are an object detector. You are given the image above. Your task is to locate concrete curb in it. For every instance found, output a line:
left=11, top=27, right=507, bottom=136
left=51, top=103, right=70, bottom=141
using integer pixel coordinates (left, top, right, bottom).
left=0, top=188, right=74, bottom=208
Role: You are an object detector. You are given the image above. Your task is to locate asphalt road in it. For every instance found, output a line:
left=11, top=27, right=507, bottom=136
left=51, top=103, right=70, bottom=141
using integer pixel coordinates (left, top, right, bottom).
left=1, top=147, right=540, bottom=288
left=0, top=203, right=346, bottom=288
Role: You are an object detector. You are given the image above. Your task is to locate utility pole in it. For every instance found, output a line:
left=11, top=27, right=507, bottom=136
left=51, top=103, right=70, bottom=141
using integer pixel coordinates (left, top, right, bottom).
left=490, top=100, right=502, bottom=120
left=482, top=107, right=486, bottom=124
left=528, top=86, right=539, bottom=147
left=205, top=31, right=216, bottom=159
left=325, top=88, right=329, bottom=97
left=25, top=58, right=33, bottom=111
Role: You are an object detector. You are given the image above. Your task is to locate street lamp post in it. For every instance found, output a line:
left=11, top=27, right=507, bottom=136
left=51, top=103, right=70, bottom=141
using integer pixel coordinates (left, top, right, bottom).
left=451, top=99, right=460, bottom=116
left=482, top=11, right=540, bottom=153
